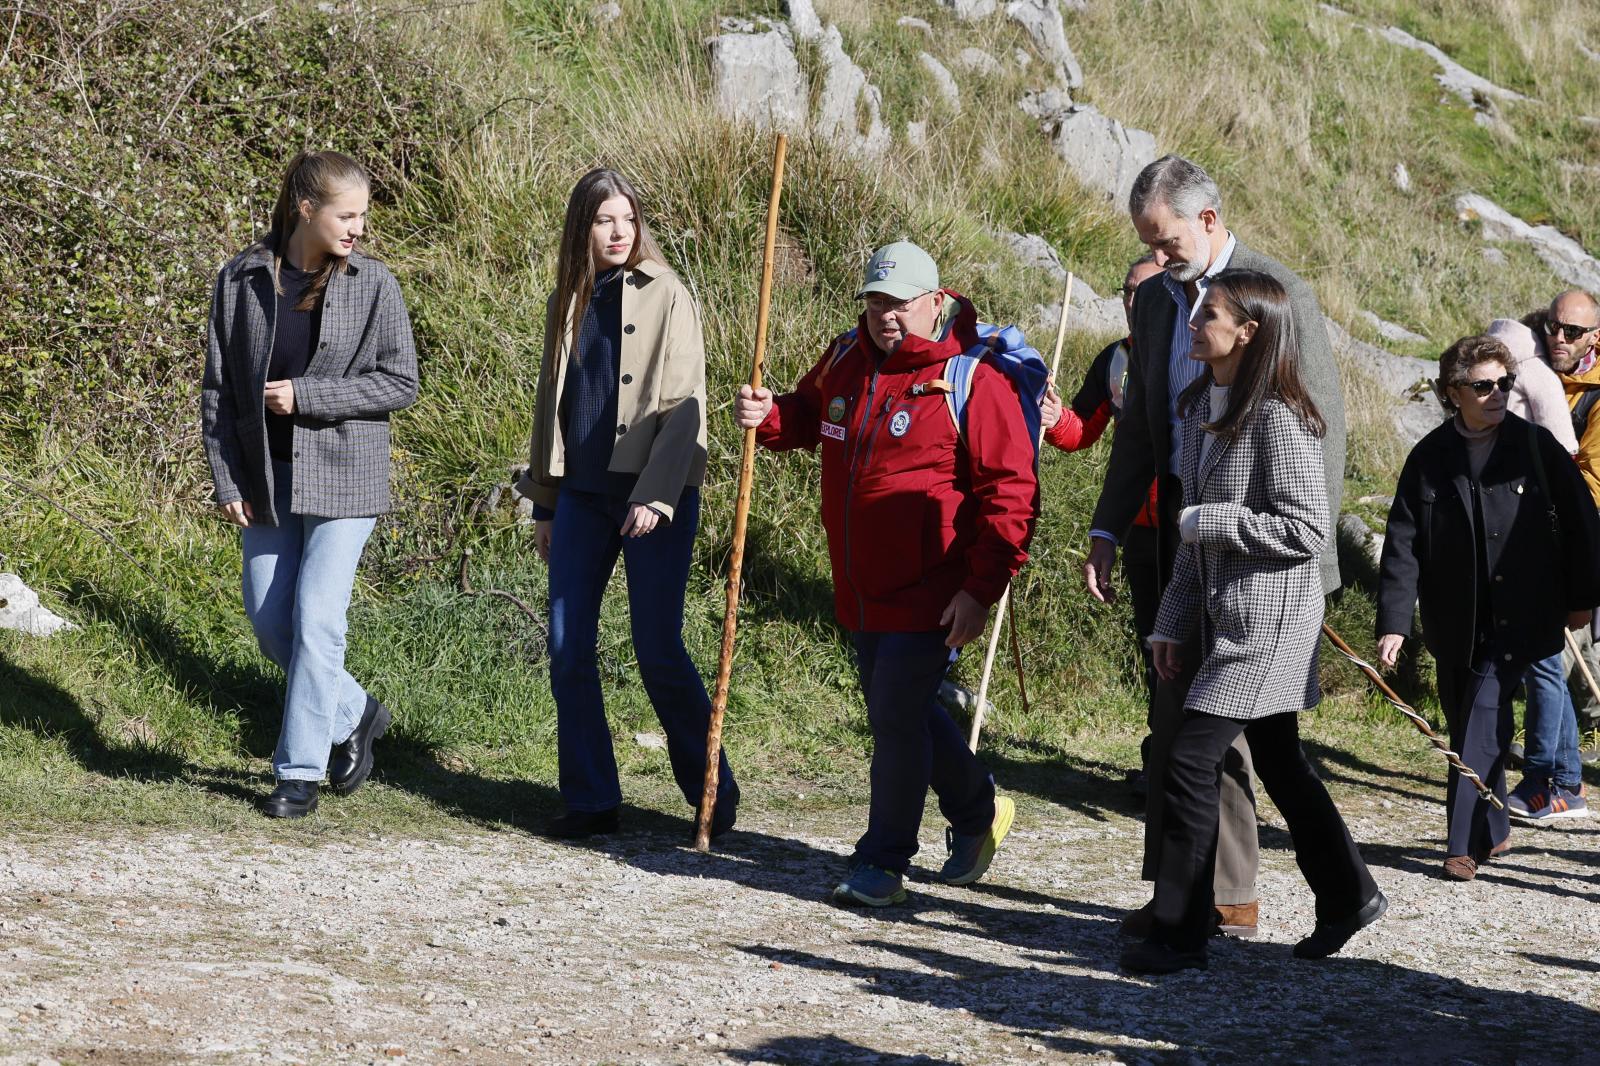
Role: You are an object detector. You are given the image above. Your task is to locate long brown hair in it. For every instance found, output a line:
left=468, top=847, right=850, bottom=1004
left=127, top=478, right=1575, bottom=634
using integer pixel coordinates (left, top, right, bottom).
left=1178, top=269, right=1326, bottom=439
left=253, top=150, right=370, bottom=312
left=551, top=169, right=665, bottom=360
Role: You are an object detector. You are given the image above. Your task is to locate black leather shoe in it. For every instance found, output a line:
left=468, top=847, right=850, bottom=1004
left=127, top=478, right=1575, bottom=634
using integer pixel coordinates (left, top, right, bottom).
left=262, top=780, right=319, bottom=819
left=542, top=808, right=620, bottom=839
left=328, top=697, right=392, bottom=797
left=1119, top=938, right=1207, bottom=974
left=1294, top=890, right=1388, bottom=959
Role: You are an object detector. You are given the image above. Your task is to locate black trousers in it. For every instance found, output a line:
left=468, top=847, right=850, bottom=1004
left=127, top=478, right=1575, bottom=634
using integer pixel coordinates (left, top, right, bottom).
left=1152, top=710, right=1377, bottom=951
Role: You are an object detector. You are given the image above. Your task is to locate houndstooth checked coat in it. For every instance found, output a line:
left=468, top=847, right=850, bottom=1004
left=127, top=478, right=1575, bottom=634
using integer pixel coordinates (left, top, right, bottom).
left=1152, top=392, right=1331, bottom=719
left=201, top=246, right=418, bottom=521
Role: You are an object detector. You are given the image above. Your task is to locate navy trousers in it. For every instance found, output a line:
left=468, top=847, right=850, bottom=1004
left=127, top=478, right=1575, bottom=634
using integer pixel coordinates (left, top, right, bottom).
left=850, top=630, right=996, bottom=874
left=1436, top=653, right=1517, bottom=858
left=547, top=487, right=737, bottom=815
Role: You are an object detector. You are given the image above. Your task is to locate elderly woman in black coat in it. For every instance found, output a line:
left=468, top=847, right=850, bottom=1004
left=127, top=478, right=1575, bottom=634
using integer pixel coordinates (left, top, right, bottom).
left=1377, top=334, right=1600, bottom=880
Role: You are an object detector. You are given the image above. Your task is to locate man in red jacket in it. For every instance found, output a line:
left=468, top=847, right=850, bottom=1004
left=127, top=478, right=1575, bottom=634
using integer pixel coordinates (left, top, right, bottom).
left=735, top=241, right=1038, bottom=906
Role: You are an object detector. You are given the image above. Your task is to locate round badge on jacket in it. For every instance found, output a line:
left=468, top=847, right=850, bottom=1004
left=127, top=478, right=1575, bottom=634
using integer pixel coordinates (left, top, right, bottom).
left=889, top=410, right=911, bottom=437
left=828, top=396, right=847, bottom=423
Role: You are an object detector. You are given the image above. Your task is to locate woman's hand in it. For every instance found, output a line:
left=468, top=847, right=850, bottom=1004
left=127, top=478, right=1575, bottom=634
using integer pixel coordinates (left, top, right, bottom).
left=219, top=500, right=253, bottom=528
left=735, top=385, right=773, bottom=429
left=534, top=519, right=553, bottom=562
left=1040, top=379, right=1063, bottom=430
left=1151, top=639, right=1183, bottom=681
left=1375, top=633, right=1405, bottom=670
left=940, top=589, right=987, bottom=648
left=621, top=504, right=660, bottom=538
left=264, top=379, right=296, bottom=415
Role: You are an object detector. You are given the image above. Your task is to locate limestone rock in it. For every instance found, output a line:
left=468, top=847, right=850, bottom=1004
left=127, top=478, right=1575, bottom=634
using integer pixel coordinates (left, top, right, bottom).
left=1324, top=315, right=1440, bottom=446
left=956, top=47, right=1001, bottom=76
left=1023, top=95, right=1158, bottom=205
left=1376, top=26, right=1527, bottom=106
left=815, top=26, right=891, bottom=157
left=1391, top=162, right=1411, bottom=193
left=1481, top=246, right=1508, bottom=267
left=706, top=29, right=807, bottom=134
left=783, top=0, right=823, bottom=41
left=591, top=2, right=620, bottom=23
left=906, top=120, right=928, bottom=148
left=1456, top=193, right=1600, bottom=292
left=938, top=0, right=998, bottom=20
left=918, top=52, right=961, bottom=111
left=1006, top=0, right=1083, bottom=88
left=1018, top=87, right=1073, bottom=121
left=898, top=16, right=933, bottom=35
left=0, top=574, right=76, bottom=637
left=1357, top=310, right=1427, bottom=345
left=634, top=732, right=668, bottom=751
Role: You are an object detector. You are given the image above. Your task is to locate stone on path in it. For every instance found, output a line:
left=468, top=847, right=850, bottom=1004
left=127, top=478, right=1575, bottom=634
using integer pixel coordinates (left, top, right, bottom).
left=706, top=28, right=807, bottom=133
left=918, top=53, right=960, bottom=111
left=1006, top=0, right=1083, bottom=89
left=1357, top=310, right=1428, bottom=345
left=815, top=26, right=891, bottom=158
left=1456, top=193, right=1600, bottom=292
left=0, top=574, right=76, bottom=637
left=1021, top=92, right=1157, bottom=205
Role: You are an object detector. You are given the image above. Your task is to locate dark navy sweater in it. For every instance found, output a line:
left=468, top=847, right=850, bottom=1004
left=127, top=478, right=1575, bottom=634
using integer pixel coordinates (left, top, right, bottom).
left=538, top=268, right=632, bottom=516
left=266, top=263, right=321, bottom=463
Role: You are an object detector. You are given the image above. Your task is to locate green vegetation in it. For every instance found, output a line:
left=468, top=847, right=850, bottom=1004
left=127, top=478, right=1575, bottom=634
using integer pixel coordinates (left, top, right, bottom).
left=2, top=0, right=1594, bottom=831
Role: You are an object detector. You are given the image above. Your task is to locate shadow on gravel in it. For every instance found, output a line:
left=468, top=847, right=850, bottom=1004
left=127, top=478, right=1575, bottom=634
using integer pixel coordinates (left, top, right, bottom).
left=727, top=1034, right=961, bottom=1065
left=1519, top=951, right=1600, bottom=974
left=1301, top=738, right=1439, bottom=805
left=738, top=932, right=1600, bottom=1060
left=1359, top=840, right=1600, bottom=902
left=979, top=738, right=1139, bottom=824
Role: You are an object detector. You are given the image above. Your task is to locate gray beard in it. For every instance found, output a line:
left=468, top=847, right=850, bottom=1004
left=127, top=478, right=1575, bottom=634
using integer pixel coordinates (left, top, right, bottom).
left=1166, top=258, right=1206, bottom=284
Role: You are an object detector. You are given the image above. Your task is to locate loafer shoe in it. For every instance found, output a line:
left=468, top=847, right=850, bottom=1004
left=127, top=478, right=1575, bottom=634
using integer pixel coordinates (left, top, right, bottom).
left=542, top=808, right=620, bottom=840
left=328, top=697, right=392, bottom=797
left=1293, top=890, right=1388, bottom=959
left=1119, top=939, right=1207, bottom=974
left=262, top=780, right=319, bottom=819
left=940, top=795, right=1015, bottom=885
left=1214, top=901, right=1259, bottom=938
left=831, top=864, right=907, bottom=908
left=1442, top=854, right=1478, bottom=881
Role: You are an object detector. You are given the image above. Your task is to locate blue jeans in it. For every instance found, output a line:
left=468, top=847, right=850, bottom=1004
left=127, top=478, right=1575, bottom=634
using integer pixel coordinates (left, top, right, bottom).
left=1522, top=652, right=1582, bottom=789
left=547, top=487, right=736, bottom=814
left=242, top=462, right=374, bottom=781
left=850, top=630, right=996, bottom=874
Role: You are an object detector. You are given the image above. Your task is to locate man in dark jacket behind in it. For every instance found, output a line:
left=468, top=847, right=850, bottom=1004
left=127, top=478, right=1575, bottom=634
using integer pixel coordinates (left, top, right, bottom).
left=735, top=241, right=1038, bottom=908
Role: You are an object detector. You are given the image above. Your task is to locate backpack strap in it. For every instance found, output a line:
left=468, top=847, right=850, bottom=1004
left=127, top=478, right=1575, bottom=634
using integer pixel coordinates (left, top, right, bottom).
left=942, top=353, right=981, bottom=439
left=1572, top=387, right=1600, bottom=442
left=1527, top=418, right=1562, bottom=534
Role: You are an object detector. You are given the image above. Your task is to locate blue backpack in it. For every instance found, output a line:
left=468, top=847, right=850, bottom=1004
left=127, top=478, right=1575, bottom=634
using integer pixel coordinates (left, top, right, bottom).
left=941, top=322, right=1050, bottom=460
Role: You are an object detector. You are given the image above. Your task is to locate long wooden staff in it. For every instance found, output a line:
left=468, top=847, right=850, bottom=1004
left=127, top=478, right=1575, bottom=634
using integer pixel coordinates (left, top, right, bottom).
left=1563, top=628, right=1600, bottom=709
left=968, top=271, right=1074, bottom=752
left=1321, top=622, right=1503, bottom=809
left=695, top=133, right=788, bottom=851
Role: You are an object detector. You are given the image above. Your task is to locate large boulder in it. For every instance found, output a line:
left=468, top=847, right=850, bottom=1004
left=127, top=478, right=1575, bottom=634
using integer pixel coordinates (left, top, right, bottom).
left=1456, top=193, right=1600, bottom=292
left=1006, top=0, right=1083, bottom=88
left=783, top=0, right=823, bottom=41
left=815, top=26, right=891, bottom=157
left=1022, top=94, right=1157, bottom=205
left=998, top=230, right=1128, bottom=336
left=0, top=574, right=76, bottom=637
left=706, top=29, right=807, bottom=133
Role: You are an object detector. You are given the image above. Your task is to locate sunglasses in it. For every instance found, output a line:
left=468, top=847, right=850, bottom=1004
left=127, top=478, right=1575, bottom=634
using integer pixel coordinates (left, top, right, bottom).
left=1543, top=319, right=1599, bottom=343
left=1460, top=374, right=1516, bottom=397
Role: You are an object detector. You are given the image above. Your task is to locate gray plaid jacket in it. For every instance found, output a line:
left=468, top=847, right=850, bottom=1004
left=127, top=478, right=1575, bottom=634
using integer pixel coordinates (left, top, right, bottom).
left=1153, top=394, right=1330, bottom=719
left=201, top=247, right=418, bottom=521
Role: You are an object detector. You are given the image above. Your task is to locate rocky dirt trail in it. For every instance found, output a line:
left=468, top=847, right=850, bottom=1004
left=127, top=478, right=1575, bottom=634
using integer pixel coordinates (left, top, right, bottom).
left=1, top=779, right=1596, bottom=1065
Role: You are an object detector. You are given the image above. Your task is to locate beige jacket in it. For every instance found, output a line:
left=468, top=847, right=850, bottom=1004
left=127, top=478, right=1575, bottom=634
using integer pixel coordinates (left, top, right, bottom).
left=515, top=259, right=708, bottom=522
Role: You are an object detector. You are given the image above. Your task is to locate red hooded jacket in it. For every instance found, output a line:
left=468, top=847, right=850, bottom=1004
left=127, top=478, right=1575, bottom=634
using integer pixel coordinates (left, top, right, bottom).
left=756, top=292, right=1038, bottom=632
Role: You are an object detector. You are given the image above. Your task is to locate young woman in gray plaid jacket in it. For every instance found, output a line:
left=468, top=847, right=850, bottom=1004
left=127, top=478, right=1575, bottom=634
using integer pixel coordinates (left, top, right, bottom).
left=201, top=151, right=418, bottom=820
left=1121, top=271, right=1384, bottom=975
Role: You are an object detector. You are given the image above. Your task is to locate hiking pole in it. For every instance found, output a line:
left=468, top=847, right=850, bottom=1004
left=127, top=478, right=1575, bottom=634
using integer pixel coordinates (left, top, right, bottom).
left=1563, top=629, right=1600, bottom=709
left=968, top=271, right=1074, bottom=752
left=1320, top=622, right=1503, bottom=809
left=695, top=132, right=788, bottom=852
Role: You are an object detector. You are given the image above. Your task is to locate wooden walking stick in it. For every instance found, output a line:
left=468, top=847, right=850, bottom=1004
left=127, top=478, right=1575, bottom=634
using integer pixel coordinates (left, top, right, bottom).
left=695, top=133, right=788, bottom=852
left=968, top=271, right=1074, bottom=752
left=1563, top=628, right=1600, bottom=709
left=1321, top=622, right=1503, bottom=809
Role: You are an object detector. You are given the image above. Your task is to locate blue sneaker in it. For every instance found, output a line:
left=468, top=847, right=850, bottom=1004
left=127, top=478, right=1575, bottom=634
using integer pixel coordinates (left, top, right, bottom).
left=1516, top=783, right=1588, bottom=825
left=1506, top=777, right=1543, bottom=818
left=940, top=795, right=1015, bottom=885
left=831, top=864, right=907, bottom=907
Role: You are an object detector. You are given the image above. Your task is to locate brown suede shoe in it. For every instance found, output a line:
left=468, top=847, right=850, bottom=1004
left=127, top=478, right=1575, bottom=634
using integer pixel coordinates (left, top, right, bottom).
left=1119, top=900, right=1155, bottom=939
left=1473, top=837, right=1511, bottom=863
left=1214, top=901, right=1259, bottom=938
left=1443, top=854, right=1478, bottom=881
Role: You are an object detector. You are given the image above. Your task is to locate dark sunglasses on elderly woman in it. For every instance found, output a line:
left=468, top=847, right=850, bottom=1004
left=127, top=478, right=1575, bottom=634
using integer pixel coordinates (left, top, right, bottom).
left=1543, top=319, right=1599, bottom=343
left=1464, top=374, right=1516, bottom=397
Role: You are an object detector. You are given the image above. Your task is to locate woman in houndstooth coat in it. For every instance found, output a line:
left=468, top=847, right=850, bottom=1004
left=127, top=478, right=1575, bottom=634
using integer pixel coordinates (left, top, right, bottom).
left=1120, top=270, right=1385, bottom=975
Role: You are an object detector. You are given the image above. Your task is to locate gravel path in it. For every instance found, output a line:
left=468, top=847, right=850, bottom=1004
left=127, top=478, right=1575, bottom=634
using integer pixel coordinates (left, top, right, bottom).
left=1, top=783, right=1595, bottom=1065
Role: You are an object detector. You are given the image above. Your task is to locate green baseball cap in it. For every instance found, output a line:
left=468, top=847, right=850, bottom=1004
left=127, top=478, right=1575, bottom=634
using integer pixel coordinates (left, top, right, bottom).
left=856, top=240, right=940, bottom=301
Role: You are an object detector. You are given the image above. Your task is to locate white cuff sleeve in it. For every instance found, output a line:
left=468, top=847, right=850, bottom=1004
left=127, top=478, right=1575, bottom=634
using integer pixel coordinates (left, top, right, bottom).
left=1178, top=506, right=1201, bottom=543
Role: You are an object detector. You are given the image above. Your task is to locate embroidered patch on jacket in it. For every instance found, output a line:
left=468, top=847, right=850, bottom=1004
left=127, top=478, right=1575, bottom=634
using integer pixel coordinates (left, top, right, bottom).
left=827, top=396, right=847, bottom=422
left=820, top=421, right=846, bottom=441
left=889, top=410, right=912, bottom=437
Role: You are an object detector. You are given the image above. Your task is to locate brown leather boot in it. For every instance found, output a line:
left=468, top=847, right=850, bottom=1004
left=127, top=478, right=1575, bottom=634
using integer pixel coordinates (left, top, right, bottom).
left=1214, top=900, right=1259, bottom=938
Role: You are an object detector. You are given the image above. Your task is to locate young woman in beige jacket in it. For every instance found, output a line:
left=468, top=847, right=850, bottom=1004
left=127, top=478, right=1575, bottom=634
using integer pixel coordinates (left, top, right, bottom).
left=516, top=168, right=736, bottom=840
